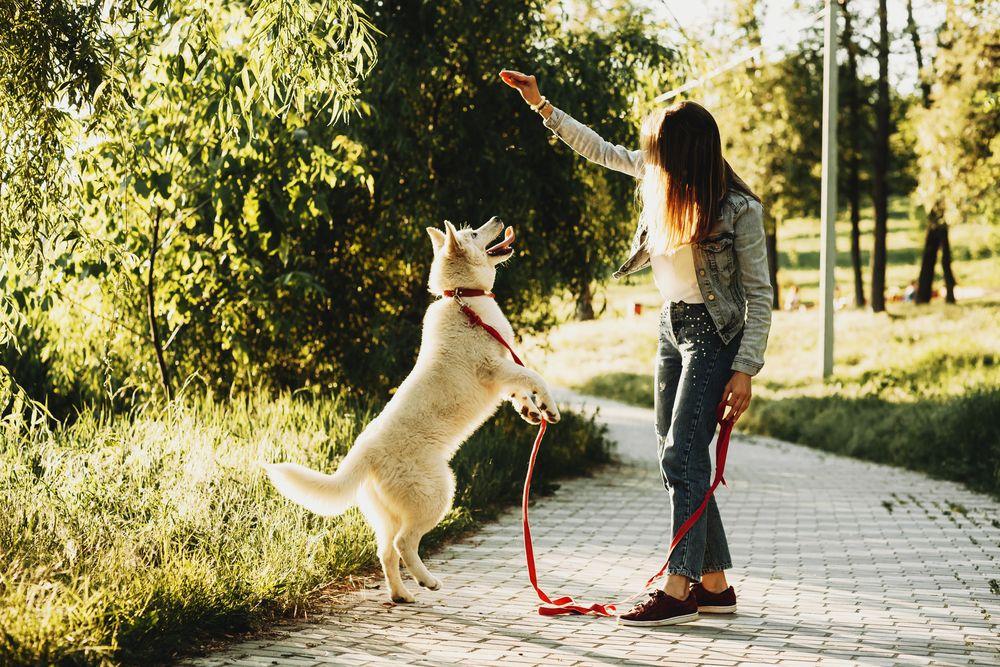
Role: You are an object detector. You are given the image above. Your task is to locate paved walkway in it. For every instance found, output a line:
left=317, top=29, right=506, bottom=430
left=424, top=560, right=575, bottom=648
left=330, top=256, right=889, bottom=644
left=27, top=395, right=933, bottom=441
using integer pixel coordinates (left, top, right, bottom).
left=190, top=393, right=1000, bottom=666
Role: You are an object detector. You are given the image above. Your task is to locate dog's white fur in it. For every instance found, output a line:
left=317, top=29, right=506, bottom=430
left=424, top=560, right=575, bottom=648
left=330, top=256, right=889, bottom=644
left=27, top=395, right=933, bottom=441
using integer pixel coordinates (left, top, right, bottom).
left=264, top=217, right=559, bottom=603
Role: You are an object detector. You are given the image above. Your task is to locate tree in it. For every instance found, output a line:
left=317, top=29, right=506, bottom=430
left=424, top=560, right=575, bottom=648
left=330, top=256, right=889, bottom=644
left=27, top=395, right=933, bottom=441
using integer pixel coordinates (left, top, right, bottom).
left=840, top=0, right=867, bottom=308
left=6, top=0, right=683, bottom=412
left=912, top=0, right=999, bottom=303
left=540, top=2, right=679, bottom=320
left=711, top=0, right=827, bottom=309
left=907, top=0, right=954, bottom=304
left=0, top=0, right=376, bottom=265
left=326, top=0, right=681, bottom=377
left=869, top=0, right=890, bottom=312
left=0, top=0, right=378, bottom=413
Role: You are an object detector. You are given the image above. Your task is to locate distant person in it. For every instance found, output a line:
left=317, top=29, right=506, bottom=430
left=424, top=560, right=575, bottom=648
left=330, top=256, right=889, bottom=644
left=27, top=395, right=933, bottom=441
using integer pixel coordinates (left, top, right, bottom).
left=784, top=284, right=801, bottom=311
left=904, top=280, right=918, bottom=302
left=501, top=70, right=773, bottom=627
left=834, top=285, right=849, bottom=311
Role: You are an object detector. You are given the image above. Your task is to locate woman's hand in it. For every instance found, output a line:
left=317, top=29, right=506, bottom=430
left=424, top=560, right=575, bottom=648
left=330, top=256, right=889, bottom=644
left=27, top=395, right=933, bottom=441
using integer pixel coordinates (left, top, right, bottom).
left=499, top=70, right=543, bottom=106
left=721, top=371, right=752, bottom=423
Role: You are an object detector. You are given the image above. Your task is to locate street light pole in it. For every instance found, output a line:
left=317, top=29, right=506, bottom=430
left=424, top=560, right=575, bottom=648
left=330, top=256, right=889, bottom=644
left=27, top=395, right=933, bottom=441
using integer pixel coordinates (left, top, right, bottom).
left=820, top=0, right=839, bottom=378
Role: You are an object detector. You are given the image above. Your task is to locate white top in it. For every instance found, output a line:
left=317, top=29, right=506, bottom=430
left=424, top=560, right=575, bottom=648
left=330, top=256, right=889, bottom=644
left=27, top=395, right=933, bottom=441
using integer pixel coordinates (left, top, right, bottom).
left=650, top=244, right=704, bottom=304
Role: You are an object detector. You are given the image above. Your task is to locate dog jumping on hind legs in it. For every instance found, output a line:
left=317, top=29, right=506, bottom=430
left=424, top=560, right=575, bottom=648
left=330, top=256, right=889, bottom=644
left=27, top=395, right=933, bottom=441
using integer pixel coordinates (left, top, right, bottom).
left=264, top=216, right=559, bottom=603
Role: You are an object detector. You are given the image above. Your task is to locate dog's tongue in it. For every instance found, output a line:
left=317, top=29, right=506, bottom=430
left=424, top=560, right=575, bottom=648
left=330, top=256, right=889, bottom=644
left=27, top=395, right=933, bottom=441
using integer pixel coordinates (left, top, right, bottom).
left=486, top=226, right=515, bottom=255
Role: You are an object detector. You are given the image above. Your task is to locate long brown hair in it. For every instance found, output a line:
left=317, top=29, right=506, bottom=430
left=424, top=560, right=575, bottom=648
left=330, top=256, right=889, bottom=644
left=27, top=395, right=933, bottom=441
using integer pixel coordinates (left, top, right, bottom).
left=639, top=100, right=759, bottom=254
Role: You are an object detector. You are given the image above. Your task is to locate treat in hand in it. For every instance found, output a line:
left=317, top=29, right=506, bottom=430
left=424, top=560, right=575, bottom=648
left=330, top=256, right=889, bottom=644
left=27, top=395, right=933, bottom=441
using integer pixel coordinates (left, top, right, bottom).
left=499, top=69, right=542, bottom=106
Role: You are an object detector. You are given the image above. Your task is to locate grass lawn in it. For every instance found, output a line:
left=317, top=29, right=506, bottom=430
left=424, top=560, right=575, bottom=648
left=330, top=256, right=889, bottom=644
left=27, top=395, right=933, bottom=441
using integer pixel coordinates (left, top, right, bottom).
left=0, top=393, right=609, bottom=665
left=523, top=199, right=1000, bottom=496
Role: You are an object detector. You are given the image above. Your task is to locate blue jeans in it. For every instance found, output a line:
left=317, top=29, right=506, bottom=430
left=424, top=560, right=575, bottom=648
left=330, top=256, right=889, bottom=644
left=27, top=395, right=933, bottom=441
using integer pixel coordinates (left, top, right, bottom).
left=655, top=301, right=740, bottom=581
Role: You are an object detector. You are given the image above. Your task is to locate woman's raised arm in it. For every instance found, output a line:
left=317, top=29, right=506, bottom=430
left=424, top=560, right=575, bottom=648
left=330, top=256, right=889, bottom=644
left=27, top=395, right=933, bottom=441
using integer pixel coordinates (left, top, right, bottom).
left=499, top=70, right=644, bottom=179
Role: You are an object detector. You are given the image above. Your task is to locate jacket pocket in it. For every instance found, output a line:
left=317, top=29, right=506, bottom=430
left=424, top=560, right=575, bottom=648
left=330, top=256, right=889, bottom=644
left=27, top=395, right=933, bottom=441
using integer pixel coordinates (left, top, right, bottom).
left=699, top=234, right=736, bottom=285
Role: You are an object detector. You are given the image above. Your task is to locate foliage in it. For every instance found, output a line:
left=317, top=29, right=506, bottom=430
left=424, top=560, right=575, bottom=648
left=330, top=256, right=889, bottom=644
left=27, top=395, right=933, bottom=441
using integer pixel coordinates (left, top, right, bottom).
left=704, top=0, right=917, bottom=229
left=0, top=0, right=377, bottom=253
left=303, top=0, right=681, bottom=385
left=0, top=394, right=610, bottom=664
left=538, top=2, right=681, bottom=312
left=5, top=0, right=683, bottom=414
left=911, top=0, right=1000, bottom=229
left=708, top=10, right=824, bottom=227
left=0, top=0, right=378, bottom=414
left=72, top=36, right=379, bottom=400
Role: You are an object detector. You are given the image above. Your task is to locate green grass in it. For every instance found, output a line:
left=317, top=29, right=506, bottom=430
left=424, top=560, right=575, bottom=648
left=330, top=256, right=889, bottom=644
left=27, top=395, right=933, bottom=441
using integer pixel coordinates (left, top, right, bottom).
left=0, top=392, right=610, bottom=665
left=741, top=389, right=999, bottom=495
left=525, top=198, right=1000, bottom=496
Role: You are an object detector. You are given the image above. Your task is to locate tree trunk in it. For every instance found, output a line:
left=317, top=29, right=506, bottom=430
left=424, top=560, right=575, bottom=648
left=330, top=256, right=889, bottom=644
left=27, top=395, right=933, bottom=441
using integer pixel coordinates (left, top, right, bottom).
left=842, top=0, right=865, bottom=308
left=869, top=0, right=890, bottom=313
left=915, top=222, right=942, bottom=303
left=941, top=224, right=956, bottom=303
left=576, top=280, right=594, bottom=322
left=575, top=280, right=595, bottom=321
left=147, top=208, right=173, bottom=401
left=850, top=207, right=865, bottom=308
left=766, top=230, right=779, bottom=309
left=906, top=0, right=949, bottom=307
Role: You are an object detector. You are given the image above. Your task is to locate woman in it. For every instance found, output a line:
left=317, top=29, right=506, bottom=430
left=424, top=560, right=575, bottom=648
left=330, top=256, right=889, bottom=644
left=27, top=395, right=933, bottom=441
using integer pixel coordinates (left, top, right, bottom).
left=500, top=70, right=772, bottom=627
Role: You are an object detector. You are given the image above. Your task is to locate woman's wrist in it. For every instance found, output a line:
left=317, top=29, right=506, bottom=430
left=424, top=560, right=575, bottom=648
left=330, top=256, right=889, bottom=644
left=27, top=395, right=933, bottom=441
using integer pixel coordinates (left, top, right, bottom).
left=529, top=96, right=553, bottom=119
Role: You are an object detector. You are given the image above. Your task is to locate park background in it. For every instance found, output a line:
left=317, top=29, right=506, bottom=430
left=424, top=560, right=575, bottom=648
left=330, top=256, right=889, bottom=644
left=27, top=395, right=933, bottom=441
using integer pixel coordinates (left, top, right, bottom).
left=1, top=0, right=997, bottom=663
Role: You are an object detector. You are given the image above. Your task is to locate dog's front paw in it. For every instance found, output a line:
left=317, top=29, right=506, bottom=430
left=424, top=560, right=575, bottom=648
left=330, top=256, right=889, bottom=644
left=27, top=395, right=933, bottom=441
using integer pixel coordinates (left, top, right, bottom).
left=510, top=393, right=542, bottom=425
left=519, top=404, right=542, bottom=425
left=418, top=576, right=441, bottom=591
left=535, top=399, right=560, bottom=424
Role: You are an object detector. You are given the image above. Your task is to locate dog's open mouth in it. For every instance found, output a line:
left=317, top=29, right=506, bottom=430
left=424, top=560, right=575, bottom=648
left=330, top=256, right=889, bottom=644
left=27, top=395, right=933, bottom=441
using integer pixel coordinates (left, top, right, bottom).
left=486, top=226, right=515, bottom=257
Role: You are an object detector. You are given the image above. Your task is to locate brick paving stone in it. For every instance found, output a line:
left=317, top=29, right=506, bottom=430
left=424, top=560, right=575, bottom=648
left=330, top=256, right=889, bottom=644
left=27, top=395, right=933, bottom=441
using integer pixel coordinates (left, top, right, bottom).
left=186, top=392, right=1000, bottom=667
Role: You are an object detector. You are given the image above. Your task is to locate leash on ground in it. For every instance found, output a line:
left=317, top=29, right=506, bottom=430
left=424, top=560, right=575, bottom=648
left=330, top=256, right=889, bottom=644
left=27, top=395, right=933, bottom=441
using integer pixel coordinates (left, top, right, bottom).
left=448, top=288, right=736, bottom=618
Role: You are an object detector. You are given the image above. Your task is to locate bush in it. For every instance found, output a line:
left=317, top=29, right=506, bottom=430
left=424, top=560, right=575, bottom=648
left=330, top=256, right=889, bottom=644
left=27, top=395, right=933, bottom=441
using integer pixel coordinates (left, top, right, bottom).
left=0, top=392, right=609, bottom=665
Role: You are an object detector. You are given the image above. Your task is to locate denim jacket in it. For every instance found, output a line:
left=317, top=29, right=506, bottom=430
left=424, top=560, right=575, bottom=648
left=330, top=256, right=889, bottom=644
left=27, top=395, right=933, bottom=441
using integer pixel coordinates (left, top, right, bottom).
left=543, top=107, right=773, bottom=377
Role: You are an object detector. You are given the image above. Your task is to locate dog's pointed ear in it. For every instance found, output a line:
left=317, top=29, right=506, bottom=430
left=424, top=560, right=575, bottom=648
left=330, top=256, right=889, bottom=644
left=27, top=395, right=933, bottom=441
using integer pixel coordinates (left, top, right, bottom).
left=443, top=221, right=461, bottom=253
left=426, top=226, right=446, bottom=252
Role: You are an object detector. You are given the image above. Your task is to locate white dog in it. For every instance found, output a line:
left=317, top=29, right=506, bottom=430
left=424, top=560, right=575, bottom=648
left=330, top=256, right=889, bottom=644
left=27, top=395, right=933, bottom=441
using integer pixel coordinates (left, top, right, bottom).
left=264, top=217, right=560, bottom=603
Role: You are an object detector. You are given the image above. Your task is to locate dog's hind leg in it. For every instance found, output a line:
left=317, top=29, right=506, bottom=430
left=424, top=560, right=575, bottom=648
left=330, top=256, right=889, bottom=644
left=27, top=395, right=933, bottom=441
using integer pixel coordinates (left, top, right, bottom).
left=394, top=523, right=441, bottom=591
left=358, top=486, right=414, bottom=603
left=392, top=467, right=452, bottom=592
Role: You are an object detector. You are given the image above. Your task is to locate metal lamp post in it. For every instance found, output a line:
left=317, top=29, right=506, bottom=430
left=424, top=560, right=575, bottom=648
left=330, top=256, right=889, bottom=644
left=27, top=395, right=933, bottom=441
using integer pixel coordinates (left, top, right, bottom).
left=819, top=0, right=839, bottom=378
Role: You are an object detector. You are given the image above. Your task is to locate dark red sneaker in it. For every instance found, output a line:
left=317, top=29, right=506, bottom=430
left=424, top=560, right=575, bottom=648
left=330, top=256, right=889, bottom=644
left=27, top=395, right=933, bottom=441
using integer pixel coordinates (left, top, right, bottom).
left=618, top=590, right=699, bottom=627
left=691, top=583, right=737, bottom=614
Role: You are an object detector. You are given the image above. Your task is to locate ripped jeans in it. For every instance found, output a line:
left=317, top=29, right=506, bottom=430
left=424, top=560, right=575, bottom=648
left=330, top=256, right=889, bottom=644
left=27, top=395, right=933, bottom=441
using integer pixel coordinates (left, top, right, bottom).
left=655, top=301, right=741, bottom=581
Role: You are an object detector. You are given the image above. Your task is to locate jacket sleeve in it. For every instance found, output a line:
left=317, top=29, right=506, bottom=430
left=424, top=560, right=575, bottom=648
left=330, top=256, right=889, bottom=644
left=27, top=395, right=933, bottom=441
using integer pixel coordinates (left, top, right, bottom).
left=731, top=199, right=773, bottom=376
left=543, top=107, right=644, bottom=178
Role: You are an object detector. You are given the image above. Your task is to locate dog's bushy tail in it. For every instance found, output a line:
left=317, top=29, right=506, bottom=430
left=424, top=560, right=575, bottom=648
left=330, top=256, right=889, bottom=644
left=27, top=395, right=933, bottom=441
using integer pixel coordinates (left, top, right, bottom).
left=263, top=450, right=366, bottom=517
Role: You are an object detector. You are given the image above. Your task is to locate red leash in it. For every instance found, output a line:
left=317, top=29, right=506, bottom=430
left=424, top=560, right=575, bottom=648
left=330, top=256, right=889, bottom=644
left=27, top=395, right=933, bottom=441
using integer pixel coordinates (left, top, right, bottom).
left=531, top=406, right=735, bottom=617
left=448, top=289, right=736, bottom=618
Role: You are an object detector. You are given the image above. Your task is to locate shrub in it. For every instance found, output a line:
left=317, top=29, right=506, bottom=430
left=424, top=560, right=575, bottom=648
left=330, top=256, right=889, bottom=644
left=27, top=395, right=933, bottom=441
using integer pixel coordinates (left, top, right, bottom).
left=0, top=392, right=609, bottom=665
left=741, top=389, right=1000, bottom=497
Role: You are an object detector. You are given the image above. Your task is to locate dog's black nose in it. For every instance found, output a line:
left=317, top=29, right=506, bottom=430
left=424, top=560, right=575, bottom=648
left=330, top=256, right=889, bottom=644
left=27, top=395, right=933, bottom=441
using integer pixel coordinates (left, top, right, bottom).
left=487, top=215, right=503, bottom=225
